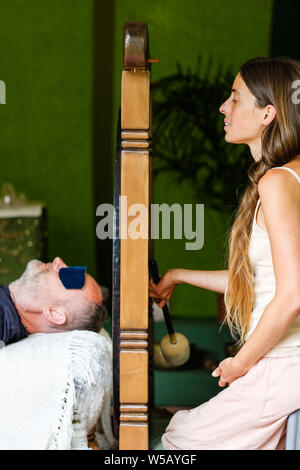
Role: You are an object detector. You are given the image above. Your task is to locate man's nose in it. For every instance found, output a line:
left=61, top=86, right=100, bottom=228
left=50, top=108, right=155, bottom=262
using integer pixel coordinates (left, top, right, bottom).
left=53, top=257, right=67, bottom=272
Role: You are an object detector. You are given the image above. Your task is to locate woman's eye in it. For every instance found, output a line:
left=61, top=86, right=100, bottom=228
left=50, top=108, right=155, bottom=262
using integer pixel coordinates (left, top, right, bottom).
left=231, top=98, right=237, bottom=103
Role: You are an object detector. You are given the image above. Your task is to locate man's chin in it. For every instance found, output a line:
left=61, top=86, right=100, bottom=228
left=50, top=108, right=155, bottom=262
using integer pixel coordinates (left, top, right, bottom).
left=27, top=259, right=44, bottom=268
left=22, top=260, right=45, bottom=278
left=9, top=260, right=44, bottom=289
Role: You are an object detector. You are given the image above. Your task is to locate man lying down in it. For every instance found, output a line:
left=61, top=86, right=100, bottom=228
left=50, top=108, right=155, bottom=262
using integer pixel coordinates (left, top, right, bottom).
left=0, top=256, right=107, bottom=345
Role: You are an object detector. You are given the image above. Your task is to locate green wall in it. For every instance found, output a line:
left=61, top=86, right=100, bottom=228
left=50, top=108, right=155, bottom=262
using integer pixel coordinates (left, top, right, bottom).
left=0, top=0, right=274, bottom=317
left=0, top=0, right=97, bottom=277
left=114, top=0, right=273, bottom=317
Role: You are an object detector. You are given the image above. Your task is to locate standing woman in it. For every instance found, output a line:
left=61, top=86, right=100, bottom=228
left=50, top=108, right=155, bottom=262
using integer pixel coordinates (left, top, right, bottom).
left=150, top=57, right=300, bottom=450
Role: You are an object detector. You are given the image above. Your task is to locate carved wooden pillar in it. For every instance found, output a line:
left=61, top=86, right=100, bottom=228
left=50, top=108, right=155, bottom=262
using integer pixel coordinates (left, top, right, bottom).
left=118, top=23, right=151, bottom=450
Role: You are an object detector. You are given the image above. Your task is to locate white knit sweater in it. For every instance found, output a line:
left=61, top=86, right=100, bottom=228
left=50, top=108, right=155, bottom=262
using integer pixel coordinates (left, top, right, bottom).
left=0, top=328, right=116, bottom=450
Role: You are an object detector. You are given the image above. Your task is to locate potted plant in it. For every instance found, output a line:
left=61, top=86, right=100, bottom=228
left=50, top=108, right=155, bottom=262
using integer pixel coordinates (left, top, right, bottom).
left=151, top=61, right=253, bottom=324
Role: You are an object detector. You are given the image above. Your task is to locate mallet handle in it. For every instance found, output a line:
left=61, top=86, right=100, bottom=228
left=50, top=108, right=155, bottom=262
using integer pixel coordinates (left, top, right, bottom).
left=149, top=258, right=176, bottom=343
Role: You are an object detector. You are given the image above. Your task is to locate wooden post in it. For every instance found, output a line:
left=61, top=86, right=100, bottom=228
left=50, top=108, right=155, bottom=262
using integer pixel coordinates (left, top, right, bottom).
left=118, top=25, right=151, bottom=450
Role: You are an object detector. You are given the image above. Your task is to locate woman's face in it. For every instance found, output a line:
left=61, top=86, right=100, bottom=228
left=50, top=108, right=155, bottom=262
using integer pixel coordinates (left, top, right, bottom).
left=219, top=73, right=267, bottom=149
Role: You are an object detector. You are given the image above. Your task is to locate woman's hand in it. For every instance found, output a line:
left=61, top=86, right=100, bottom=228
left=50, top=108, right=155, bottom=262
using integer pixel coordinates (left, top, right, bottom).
left=149, top=269, right=179, bottom=308
left=211, top=357, right=248, bottom=387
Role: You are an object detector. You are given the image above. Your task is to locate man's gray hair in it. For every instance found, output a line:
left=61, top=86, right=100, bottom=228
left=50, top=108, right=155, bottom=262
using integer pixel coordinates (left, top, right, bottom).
left=63, top=286, right=109, bottom=333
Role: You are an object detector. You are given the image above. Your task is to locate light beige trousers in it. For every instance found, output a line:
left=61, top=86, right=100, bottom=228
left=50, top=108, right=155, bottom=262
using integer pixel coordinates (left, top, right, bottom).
left=162, top=354, right=300, bottom=450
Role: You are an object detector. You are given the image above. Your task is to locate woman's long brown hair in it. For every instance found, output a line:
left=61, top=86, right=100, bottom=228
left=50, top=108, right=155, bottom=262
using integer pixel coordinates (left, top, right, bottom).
left=223, top=57, right=300, bottom=343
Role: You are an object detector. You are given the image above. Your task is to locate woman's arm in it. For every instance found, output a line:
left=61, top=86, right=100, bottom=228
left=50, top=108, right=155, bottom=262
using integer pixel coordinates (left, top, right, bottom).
left=234, top=295, right=300, bottom=370
left=214, top=290, right=300, bottom=387
left=171, top=269, right=228, bottom=294
left=149, top=269, right=228, bottom=308
left=214, top=169, right=300, bottom=386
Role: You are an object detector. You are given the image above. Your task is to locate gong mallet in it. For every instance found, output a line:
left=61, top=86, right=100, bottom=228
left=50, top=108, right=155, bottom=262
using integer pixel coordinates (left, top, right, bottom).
left=149, top=258, right=190, bottom=367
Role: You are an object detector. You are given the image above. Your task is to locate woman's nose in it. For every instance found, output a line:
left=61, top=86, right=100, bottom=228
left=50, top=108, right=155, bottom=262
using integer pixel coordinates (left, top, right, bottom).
left=219, top=97, right=230, bottom=115
left=219, top=101, right=226, bottom=115
left=53, top=257, right=67, bottom=272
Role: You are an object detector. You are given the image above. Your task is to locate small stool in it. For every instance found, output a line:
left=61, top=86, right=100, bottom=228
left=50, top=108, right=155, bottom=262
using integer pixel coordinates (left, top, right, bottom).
left=285, top=410, right=300, bottom=450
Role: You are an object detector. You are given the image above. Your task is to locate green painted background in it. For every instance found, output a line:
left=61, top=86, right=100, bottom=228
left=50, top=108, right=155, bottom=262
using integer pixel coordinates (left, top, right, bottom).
left=113, top=0, right=273, bottom=317
left=0, top=0, right=274, bottom=316
left=0, top=0, right=97, bottom=276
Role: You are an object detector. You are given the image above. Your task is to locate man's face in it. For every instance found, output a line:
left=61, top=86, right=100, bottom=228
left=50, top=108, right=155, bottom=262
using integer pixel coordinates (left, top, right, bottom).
left=14, top=257, right=102, bottom=313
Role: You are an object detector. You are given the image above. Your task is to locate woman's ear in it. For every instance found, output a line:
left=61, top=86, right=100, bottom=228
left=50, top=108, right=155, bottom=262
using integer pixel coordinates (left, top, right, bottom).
left=43, top=306, right=67, bottom=326
left=262, top=104, right=276, bottom=126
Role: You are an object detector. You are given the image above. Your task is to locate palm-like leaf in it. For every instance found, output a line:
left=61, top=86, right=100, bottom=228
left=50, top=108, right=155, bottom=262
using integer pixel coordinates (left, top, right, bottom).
left=151, top=62, right=252, bottom=214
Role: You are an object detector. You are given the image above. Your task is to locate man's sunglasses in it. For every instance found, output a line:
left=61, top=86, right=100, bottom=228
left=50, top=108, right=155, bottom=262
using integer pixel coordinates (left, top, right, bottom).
left=58, top=266, right=87, bottom=289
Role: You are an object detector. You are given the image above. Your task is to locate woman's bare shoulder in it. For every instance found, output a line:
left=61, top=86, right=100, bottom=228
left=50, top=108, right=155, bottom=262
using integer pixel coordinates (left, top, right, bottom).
left=258, top=163, right=300, bottom=193
left=271, top=156, right=300, bottom=179
left=257, top=167, right=300, bottom=224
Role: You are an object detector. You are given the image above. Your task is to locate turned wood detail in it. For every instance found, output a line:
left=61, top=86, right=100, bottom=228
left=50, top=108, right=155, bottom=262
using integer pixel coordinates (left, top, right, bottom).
left=114, top=20, right=158, bottom=451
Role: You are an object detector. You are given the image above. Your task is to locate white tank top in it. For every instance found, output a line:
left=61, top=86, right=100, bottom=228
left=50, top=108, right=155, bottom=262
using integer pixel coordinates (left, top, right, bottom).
left=246, top=166, right=300, bottom=357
